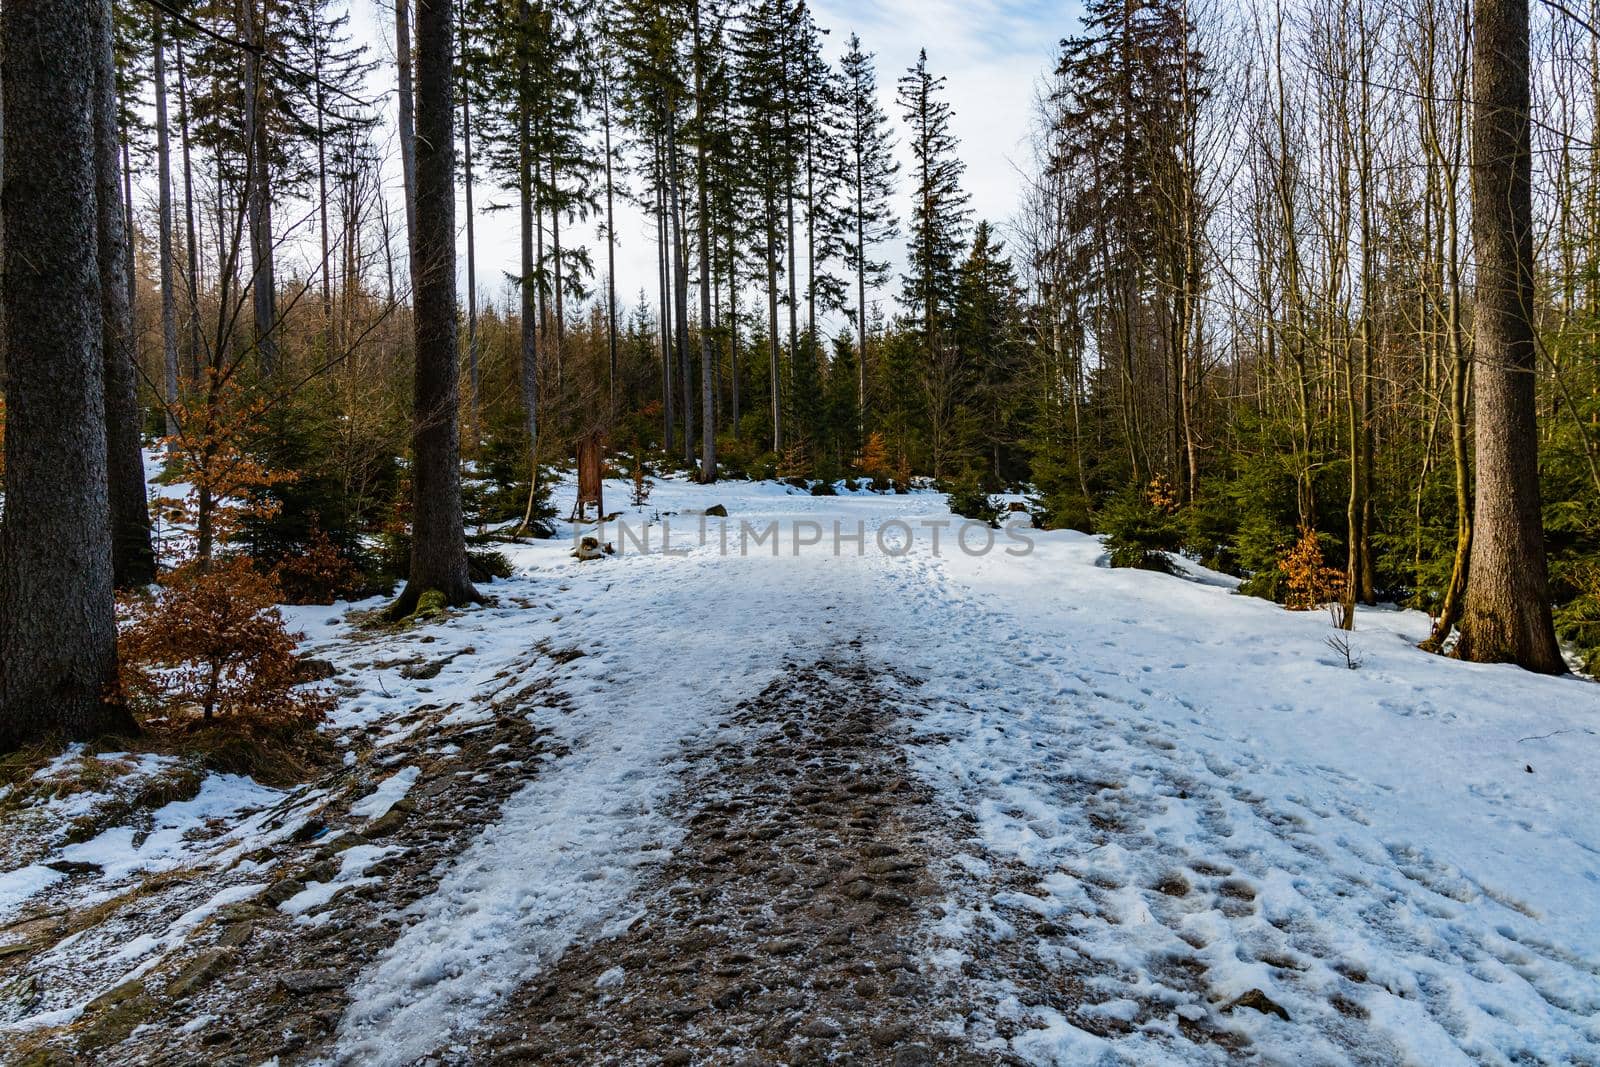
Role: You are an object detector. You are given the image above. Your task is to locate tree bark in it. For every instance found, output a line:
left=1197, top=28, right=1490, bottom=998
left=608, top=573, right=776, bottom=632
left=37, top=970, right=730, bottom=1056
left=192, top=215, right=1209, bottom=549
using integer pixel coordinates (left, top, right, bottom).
left=665, top=115, right=694, bottom=468
left=155, top=15, right=181, bottom=439
left=460, top=9, right=480, bottom=442
left=766, top=206, right=782, bottom=453
left=602, top=68, right=619, bottom=422
left=388, top=0, right=479, bottom=617
left=516, top=0, right=539, bottom=492
left=395, top=0, right=419, bottom=273
left=550, top=153, right=565, bottom=391
left=692, top=0, right=717, bottom=482
left=0, top=0, right=136, bottom=749
left=94, top=0, right=156, bottom=589
left=241, top=0, right=277, bottom=377
left=1454, top=0, right=1565, bottom=672
left=178, top=40, right=204, bottom=387
left=656, top=170, right=674, bottom=450
left=312, top=16, right=334, bottom=348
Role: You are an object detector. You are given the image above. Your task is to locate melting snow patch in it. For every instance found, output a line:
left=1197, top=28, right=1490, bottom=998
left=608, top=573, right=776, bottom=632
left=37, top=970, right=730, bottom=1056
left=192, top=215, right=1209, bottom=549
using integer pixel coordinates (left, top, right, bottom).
left=55, top=774, right=282, bottom=884
left=0, top=864, right=66, bottom=919
left=349, top=767, right=418, bottom=821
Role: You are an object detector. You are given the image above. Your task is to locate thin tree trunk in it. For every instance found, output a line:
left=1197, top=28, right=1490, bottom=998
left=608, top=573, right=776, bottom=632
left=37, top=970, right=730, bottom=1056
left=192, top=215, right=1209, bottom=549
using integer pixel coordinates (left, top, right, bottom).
left=666, top=114, right=693, bottom=468
left=241, top=0, right=277, bottom=377
left=460, top=4, right=480, bottom=442
left=692, top=0, right=716, bottom=482
left=396, top=0, right=418, bottom=267
left=178, top=39, right=204, bottom=387
left=603, top=68, right=619, bottom=422
left=656, top=171, right=674, bottom=450
left=856, top=157, right=868, bottom=421
left=155, top=14, right=181, bottom=439
left=728, top=227, right=740, bottom=432
left=550, top=153, right=564, bottom=391
left=313, top=17, right=334, bottom=348
left=517, top=5, right=538, bottom=493
left=766, top=194, right=782, bottom=452
left=0, top=0, right=136, bottom=748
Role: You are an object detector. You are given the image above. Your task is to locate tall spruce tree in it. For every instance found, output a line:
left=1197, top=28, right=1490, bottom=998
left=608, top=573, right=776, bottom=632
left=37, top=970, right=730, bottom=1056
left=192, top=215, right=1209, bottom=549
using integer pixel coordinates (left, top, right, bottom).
left=390, top=0, right=480, bottom=617
left=733, top=0, right=797, bottom=451
left=837, top=34, right=898, bottom=419
left=897, top=49, right=970, bottom=475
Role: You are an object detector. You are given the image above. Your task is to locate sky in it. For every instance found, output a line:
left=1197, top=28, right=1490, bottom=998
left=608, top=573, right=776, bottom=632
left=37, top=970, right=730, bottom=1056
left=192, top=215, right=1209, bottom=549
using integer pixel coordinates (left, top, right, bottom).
left=332, top=0, right=1072, bottom=331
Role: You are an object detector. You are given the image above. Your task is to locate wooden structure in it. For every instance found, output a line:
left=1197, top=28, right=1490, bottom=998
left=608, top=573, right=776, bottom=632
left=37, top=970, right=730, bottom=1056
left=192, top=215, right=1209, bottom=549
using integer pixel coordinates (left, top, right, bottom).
left=572, top=430, right=606, bottom=523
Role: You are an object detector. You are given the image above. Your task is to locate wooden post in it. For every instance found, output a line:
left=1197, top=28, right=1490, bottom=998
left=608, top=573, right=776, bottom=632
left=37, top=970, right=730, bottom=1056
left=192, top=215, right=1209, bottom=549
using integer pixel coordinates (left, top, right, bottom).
left=574, top=431, right=606, bottom=523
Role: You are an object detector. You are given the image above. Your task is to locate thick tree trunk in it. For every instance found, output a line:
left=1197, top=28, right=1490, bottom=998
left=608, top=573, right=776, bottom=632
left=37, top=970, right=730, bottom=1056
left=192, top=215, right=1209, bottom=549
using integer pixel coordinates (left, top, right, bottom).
left=155, top=15, right=181, bottom=439
left=0, top=0, right=135, bottom=749
left=389, top=0, right=479, bottom=617
left=94, top=0, right=156, bottom=589
left=1454, top=0, right=1564, bottom=673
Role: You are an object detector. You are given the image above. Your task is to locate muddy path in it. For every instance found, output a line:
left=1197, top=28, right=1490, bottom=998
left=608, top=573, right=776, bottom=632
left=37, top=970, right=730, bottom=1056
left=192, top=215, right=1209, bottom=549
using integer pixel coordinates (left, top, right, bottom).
left=466, top=651, right=1015, bottom=1067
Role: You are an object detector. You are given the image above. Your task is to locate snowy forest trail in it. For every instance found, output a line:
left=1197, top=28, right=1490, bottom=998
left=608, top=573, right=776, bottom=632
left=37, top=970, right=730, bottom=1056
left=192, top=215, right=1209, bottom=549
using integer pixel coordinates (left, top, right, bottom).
left=3, top=478, right=1598, bottom=1065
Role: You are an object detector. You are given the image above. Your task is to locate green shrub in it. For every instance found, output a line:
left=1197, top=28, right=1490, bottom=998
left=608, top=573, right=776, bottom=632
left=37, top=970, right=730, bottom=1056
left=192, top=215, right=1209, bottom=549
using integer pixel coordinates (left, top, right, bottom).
left=1030, top=486, right=1093, bottom=532
left=944, top=470, right=1000, bottom=528
left=468, top=548, right=514, bottom=583
left=1099, top=482, right=1184, bottom=573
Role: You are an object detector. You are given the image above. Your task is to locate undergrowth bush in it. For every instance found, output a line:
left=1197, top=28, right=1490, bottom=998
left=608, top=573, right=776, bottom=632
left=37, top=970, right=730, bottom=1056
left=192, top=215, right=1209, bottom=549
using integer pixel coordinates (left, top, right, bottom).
left=1030, top=486, right=1093, bottom=532
left=271, top=522, right=364, bottom=605
left=1278, top=526, right=1346, bottom=610
left=1101, top=478, right=1184, bottom=572
left=944, top=469, right=1000, bottom=527
left=119, top=558, right=332, bottom=728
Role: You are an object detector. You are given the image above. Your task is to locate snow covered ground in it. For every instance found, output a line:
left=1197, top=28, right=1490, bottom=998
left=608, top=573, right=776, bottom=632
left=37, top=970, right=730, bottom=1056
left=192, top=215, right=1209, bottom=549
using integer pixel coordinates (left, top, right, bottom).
left=3, top=471, right=1597, bottom=1064
left=332, top=473, right=1599, bottom=1064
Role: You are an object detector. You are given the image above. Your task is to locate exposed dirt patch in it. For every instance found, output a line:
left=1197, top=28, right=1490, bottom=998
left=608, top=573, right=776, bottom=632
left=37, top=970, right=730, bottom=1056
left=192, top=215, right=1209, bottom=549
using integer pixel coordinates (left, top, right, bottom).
left=467, top=653, right=1015, bottom=1066
left=2, top=666, right=567, bottom=1066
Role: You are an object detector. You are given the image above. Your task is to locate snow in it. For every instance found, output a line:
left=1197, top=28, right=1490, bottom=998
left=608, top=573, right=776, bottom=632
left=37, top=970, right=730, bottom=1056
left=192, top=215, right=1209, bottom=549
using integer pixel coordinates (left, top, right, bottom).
left=899, top=525, right=1600, bottom=1062
left=279, top=844, right=400, bottom=919
left=6, top=466, right=1595, bottom=1061
left=0, top=865, right=66, bottom=917
left=334, top=477, right=901, bottom=1063
left=328, top=474, right=1597, bottom=1064
left=348, top=767, right=418, bottom=821
left=58, top=773, right=283, bottom=883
